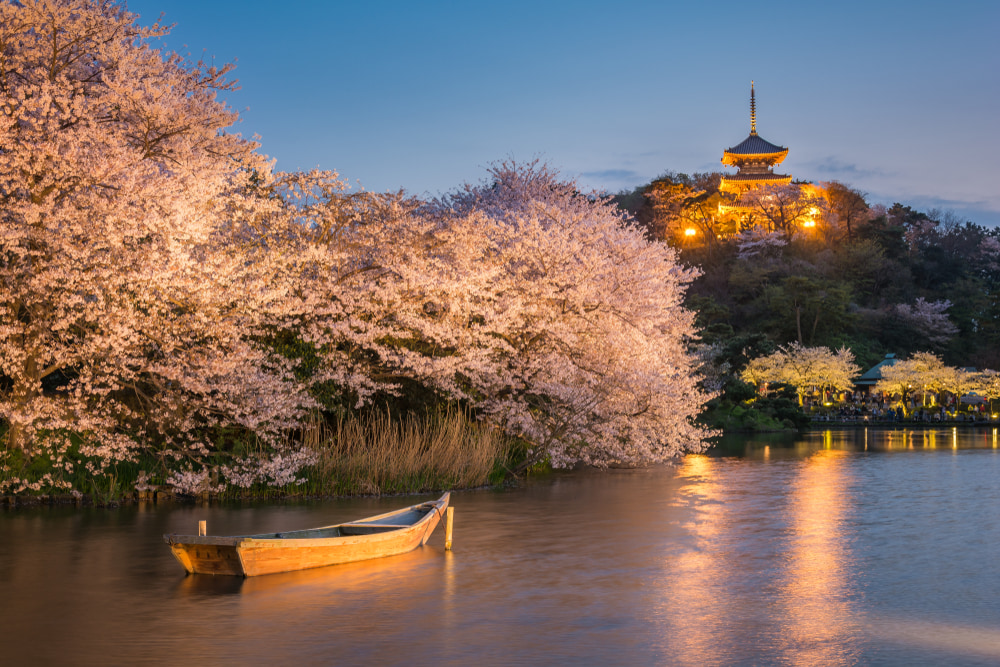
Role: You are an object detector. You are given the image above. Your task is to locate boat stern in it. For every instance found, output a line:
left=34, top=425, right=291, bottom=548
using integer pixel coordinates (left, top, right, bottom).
left=164, top=535, right=247, bottom=576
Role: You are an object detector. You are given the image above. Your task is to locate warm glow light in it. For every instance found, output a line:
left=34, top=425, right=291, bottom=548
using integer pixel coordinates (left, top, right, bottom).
left=779, top=450, right=854, bottom=663
left=684, top=228, right=697, bottom=237
left=664, top=454, right=729, bottom=665
left=802, top=219, right=816, bottom=228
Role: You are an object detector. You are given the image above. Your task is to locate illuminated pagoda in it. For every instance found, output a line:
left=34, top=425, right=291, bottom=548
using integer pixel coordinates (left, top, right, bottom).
left=719, top=82, right=791, bottom=213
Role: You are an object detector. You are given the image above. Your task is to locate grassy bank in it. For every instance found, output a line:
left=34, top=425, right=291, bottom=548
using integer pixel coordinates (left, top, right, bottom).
left=298, top=409, right=516, bottom=496
left=0, top=409, right=520, bottom=507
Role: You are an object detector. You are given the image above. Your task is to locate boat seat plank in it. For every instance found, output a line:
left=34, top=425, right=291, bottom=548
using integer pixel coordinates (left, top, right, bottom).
left=273, top=528, right=342, bottom=539
left=360, top=510, right=429, bottom=525
left=339, top=523, right=411, bottom=536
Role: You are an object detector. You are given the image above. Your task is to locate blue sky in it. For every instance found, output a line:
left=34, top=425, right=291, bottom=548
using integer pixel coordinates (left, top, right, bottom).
left=127, top=0, right=1000, bottom=224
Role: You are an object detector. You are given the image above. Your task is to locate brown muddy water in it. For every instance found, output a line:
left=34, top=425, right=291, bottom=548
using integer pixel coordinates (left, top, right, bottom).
left=3, top=427, right=1000, bottom=666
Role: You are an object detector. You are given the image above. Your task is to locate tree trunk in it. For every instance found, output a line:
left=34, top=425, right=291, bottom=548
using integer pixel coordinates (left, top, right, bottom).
left=5, top=357, right=40, bottom=450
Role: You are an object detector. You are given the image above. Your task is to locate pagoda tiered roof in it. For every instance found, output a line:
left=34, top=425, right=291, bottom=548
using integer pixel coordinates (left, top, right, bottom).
left=722, top=132, right=789, bottom=166
left=719, top=172, right=793, bottom=193
left=721, top=171, right=791, bottom=183
left=719, top=82, right=790, bottom=194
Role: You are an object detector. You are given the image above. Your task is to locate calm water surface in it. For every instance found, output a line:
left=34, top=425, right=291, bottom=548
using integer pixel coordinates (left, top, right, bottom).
left=3, top=427, right=1000, bottom=666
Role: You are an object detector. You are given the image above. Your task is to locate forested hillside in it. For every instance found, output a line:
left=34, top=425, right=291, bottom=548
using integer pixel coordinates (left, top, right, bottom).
left=616, top=173, right=1000, bottom=371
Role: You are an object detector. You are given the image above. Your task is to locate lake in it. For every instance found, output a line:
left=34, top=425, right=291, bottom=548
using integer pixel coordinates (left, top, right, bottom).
left=3, top=427, right=1000, bottom=665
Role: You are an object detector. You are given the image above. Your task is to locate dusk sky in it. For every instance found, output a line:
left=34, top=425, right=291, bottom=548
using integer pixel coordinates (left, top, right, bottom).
left=128, top=0, right=1000, bottom=224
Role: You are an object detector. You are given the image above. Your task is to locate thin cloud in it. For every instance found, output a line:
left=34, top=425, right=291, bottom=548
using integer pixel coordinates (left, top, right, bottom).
left=909, top=195, right=993, bottom=211
left=808, top=157, right=888, bottom=180
left=869, top=192, right=1000, bottom=226
left=579, top=168, right=643, bottom=182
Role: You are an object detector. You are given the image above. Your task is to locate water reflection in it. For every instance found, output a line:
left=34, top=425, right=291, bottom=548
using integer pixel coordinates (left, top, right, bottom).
left=715, top=426, right=1000, bottom=459
left=777, top=450, right=860, bottom=665
left=663, top=449, right=862, bottom=665
left=660, top=454, right=730, bottom=665
left=5, top=429, right=1000, bottom=665
left=868, top=617, right=1000, bottom=661
left=173, top=546, right=444, bottom=599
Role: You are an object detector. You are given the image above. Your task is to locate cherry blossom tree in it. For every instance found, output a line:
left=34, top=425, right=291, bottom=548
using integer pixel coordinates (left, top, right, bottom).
left=734, top=228, right=788, bottom=260
left=222, top=161, right=716, bottom=470
left=977, top=370, right=1000, bottom=414
left=401, top=161, right=714, bottom=468
left=739, top=349, right=783, bottom=394
left=742, top=343, right=860, bottom=405
left=0, top=0, right=312, bottom=492
left=228, top=168, right=423, bottom=409
left=743, top=184, right=824, bottom=239
left=874, top=352, right=955, bottom=410
left=0, top=3, right=718, bottom=493
left=942, top=368, right=981, bottom=409
left=891, top=298, right=959, bottom=347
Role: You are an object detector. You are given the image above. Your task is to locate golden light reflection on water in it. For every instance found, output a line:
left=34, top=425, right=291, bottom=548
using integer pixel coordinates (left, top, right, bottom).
left=662, top=453, right=731, bottom=666
left=777, top=449, right=860, bottom=665
left=665, top=436, right=888, bottom=664
left=660, top=450, right=863, bottom=665
left=799, top=427, right=1000, bottom=454
left=442, top=548, right=457, bottom=658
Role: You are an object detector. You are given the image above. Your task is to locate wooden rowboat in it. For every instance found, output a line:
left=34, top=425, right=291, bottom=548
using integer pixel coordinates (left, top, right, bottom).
left=164, top=492, right=449, bottom=577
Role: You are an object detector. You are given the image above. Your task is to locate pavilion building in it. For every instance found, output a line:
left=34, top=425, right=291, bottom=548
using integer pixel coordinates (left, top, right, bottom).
left=719, top=82, right=792, bottom=216
left=853, top=353, right=899, bottom=396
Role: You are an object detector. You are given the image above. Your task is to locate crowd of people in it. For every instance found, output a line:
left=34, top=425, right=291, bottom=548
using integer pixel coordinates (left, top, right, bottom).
left=809, top=393, right=995, bottom=423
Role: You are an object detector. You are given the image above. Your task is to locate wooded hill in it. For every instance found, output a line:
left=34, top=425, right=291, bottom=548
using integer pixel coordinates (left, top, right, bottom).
left=615, top=173, right=1000, bottom=430
left=616, top=173, right=1000, bottom=372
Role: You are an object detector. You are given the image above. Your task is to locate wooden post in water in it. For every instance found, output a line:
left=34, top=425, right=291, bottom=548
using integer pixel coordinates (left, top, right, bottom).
left=198, top=520, right=207, bottom=537
left=444, top=507, right=454, bottom=550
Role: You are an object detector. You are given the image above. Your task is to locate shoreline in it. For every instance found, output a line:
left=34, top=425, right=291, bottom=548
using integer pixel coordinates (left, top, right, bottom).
left=7, top=423, right=998, bottom=509
left=1, top=482, right=505, bottom=511
left=806, top=419, right=998, bottom=430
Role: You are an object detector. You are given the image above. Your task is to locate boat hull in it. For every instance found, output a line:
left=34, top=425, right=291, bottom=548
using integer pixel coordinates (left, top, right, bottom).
left=165, top=493, right=448, bottom=577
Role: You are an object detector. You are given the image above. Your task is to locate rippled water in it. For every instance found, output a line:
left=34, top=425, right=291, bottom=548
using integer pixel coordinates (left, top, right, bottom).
left=3, top=427, right=1000, bottom=665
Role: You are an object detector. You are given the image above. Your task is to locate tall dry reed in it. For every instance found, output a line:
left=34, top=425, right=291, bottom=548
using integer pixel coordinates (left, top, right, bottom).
left=304, top=408, right=512, bottom=496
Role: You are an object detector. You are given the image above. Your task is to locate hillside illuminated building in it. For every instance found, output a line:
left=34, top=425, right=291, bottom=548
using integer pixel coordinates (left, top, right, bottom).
left=719, top=82, right=792, bottom=217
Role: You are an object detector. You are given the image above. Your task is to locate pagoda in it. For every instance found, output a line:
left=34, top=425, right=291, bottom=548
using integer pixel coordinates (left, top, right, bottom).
left=719, top=82, right=791, bottom=208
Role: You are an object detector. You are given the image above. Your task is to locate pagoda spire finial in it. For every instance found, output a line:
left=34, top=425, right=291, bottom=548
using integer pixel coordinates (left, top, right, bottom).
left=750, top=80, right=757, bottom=135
